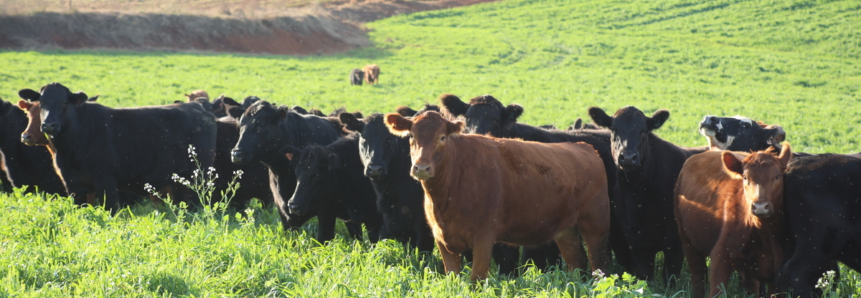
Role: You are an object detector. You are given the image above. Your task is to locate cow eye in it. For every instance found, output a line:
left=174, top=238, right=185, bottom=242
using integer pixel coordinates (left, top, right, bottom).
left=775, top=174, right=780, bottom=180
left=742, top=175, right=747, bottom=181
left=742, top=123, right=751, bottom=129
left=440, top=136, right=446, bottom=142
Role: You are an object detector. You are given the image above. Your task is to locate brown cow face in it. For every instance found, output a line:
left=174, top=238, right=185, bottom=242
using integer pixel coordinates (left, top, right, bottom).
left=722, top=144, right=792, bottom=219
left=385, top=111, right=463, bottom=180
left=17, top=100, right=49, bottom=146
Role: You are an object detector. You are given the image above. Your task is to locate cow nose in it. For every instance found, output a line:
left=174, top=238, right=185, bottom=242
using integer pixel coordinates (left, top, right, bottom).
left=618, top=151, right=640, bottom=167
left=702, top=115, right=718, bottom=125
left=752, top=201, right=771, bottom=217
left=230, top=150, right=246, bottom=163
left=366, top=164, right=384, bottom=178
left=21, top=133, right=31, bottom=144
left=41, top=122, right=58, bottom=134
left=412, top=164, right=433, bottom=179
left=288, top=202, right=306, bottom=216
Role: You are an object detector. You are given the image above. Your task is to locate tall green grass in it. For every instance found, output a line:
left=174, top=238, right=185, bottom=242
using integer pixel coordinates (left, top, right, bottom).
left=0, top=0, right=859, bottom=296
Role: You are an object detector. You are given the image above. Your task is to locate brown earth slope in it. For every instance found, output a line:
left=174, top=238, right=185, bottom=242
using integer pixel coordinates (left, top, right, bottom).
left=0, top=0, right=499, bottom=55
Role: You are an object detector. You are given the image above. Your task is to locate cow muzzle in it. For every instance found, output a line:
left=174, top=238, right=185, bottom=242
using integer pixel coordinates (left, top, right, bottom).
left=751, top=201, right=772, bottom=217
left=41, top=122, right=60, bottom=135
left=21, top=133, right=34, bottom=146
left=617, top=150, right=640, bottom=169
left=411, top=163, right=434, bottom=180
left=230, top=149, right=250, bottom=164
left=287, top=201, right=307, bottom=216
left=366, top=164, right=386, bottom=179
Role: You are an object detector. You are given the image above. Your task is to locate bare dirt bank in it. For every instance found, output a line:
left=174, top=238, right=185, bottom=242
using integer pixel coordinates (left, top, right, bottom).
left=0, top=0, right=499, bottom=55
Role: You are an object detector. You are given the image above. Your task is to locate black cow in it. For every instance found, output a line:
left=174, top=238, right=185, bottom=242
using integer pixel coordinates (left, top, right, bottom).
left=698, top=115, right=785, bottom=151
left=589, top=106, right=707, bottom=282
left=340, top=112, right=434, bottom=252
left=19, top=83, right=217, bottom=209
left=442, top=94, right=626, bottom=273
left=283, top=134, right=383, bottom=243
left=780, top=153, right=861, bottom=297
left=0, top=98, right=65, bottom=194
left=350, top=68, right=364, bottom=86
left=229, top=101, right=342, bottom=234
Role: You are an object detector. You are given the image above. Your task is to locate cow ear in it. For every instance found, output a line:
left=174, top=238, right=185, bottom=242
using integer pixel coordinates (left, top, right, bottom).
left=722, top=151, right=744, bottom=179
left=778, top=143, right=792, bottom=170
left=291, top=105, right=308, bottom=115
left=440, top=93, right=468, bottom=118
left=69, top=91, right=88, bottom=105
left=87, top=95, right=99, bottom=102
left=226, top=106, right=244, bottom=119
left=18, top=89, right=41, bottom=101
left=396, top=106, right=418, bottom=117
left=339, top=112, right=364, bottom=132
left=16, top=100, right=33, bottom=111
left=352, top=111, right=363, bottom=119
left=588, top=107, right=614, bottom=128
left=573, top=118, right=583, bottom=130
left=504, top=104, right=524, bottom=122
left=385, top=113, right=412, bottom=137
left=327, top=152, right=340, bottom=171
left=309, top=109, right=325, bottom=117
left=277, top=106, right=292, bottom=119
left=173, top=100, right=184, bottom=104
left=222, top=96, right=240, bottom=107
left=446, top=120, right=464, bottom=135
left=646, top=109, right=670, bottom=131
left=281, top=145, right=299, bottom=161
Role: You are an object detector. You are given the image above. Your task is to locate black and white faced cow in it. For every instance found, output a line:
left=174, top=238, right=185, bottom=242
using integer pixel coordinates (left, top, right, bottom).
left=698, top=115, right=785, bottom=152
left=589, top=105, right=707, bottom=282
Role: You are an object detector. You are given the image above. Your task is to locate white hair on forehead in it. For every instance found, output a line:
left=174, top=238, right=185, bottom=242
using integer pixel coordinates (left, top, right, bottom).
left=730, top=115, right=754, bottom=125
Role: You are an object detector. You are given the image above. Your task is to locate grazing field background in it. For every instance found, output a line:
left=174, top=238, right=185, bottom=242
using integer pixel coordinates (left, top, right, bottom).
left=0, top=0, right=859, bottom=296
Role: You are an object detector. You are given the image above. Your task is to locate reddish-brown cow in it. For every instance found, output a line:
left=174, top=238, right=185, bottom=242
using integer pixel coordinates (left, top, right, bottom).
left=385, top=111, right=610, bottom=281
left=674, top=144, right=791, bottom=298
left=362, top=64, right=380, bottom=85
left=184, top=89, right=209, bottom=102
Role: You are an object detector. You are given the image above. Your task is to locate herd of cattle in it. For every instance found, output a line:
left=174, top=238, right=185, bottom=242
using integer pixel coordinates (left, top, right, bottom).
left=0, top=82, right=858, bottom=297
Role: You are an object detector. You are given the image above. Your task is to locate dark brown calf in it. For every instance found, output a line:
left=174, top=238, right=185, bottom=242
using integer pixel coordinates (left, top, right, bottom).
left=362, top=64, right=380, bottom=85
left=385, top=111, right=610, bottom=281
left=674, top=145, right=791, bottom=298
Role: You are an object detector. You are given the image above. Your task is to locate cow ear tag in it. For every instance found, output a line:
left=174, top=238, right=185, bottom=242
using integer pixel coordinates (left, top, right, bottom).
left=285, top=153, right=294, bottom=161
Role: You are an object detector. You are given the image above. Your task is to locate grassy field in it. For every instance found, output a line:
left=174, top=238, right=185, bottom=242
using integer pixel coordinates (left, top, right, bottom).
left=0, top=0, right=859, bottom=296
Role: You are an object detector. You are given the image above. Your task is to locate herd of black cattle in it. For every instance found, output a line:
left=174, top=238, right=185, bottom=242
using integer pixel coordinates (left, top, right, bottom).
left=1, top=82, right=859, bottom=297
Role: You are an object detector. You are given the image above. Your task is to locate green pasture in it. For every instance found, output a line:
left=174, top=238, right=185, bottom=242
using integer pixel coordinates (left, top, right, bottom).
left=0, top=0, right=859, bottom=296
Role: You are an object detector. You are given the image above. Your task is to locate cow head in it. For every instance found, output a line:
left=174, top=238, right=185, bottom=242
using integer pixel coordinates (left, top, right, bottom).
left=440, top=93, right=522, bottom=137
left=342, top=113, right=397, bottom=180
left=283, top=144, right=340, bottom=216
left=184, top=90, right=209, bottom=102
left=722, top=144, right=791, bottom=219
left=17, top=100, right=48, bottom=146
left=385, top=111, right=463, bottom=180
left=699, top=115, right=785, bottom=151
left=231, top=101, right=286, bottom=164
left=18, top=83, right=89, bottom=136
left=589, top=106, right=670, bottom=171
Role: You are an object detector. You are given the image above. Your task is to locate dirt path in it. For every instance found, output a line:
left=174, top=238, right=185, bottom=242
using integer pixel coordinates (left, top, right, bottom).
left=0, top=0, right=499, bottom=55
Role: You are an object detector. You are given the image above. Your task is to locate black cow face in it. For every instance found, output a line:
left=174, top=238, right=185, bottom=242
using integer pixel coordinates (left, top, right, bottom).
left=342, top=113, right=400, bottom=180
left=231, top=101, right=284, bottom=164
left=18, top=83, right=88, bottom=136
left=699, top=115, right=785, bottom=152
left=440, top=94, right=522, bottom=136
left=283, top=145, right=339, bottom=216
left=590, top=106, right=669, bottom=172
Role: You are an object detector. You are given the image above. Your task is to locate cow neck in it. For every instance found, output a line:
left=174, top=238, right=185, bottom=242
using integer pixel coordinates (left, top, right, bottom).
left=616, top=132, right=666, bottom=188
left=419, top=135, right=463, bottom=208
left=50, top=103, right=107, bottom=156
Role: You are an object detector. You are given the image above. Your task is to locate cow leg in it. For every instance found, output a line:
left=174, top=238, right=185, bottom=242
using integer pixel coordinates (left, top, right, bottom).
left=609, top=207, right=635, bottom=274
left=521, top=243, right=562, bottom=272
left=577, top=194, right=611, bottom=274
left=662, top=243, right=684, bottom=286
left=554, top=227, right=586, bottom=272
left=492, top=244, right=519, bottom=276
left=344, top=221, right=363, bottom=240
left=366, top=222, right=383, bottom=243
left=739, top=271, right=760, bottom=297
left=415, top=223, right=435, bottom=253
left=315, top=209, right=338, bottom=243
left=437, top=240, right=462, bottom=276
left=93, top=177, right=119, bottom=211
left=707, top=251, right=733, bottom=297
left=681, top=241, right=708, bottom=298
left=469, top=237, right=495, bottom=281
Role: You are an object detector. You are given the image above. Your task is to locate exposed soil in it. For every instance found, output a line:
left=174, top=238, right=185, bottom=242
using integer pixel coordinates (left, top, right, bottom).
left=0, top=0, right=499, bottom=55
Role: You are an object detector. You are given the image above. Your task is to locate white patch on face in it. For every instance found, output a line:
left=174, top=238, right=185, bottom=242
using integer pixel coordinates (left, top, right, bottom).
left=724, top=135, right=735, bottom=149
left=732, top=115, right=754, bottom=126
left=715, top=121, right=723, bottom=131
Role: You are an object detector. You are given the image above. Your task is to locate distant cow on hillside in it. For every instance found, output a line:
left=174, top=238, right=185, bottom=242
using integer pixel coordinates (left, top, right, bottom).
left=363, top=64, right=380, bottom=85
left=350, top=68, right=364, bottom=86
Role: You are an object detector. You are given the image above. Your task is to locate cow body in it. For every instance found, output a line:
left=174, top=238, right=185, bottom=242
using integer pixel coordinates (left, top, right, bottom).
left=19, top=83, right=217, bottom=209
left=386, top=112, right=610, bottom=281
left=350, top=68, right=364, bottom=86
left=0, top=99, right=64, bottom=194
left=230, top=101, right=342, bottom=234
left=284, top=135, right=383, bottom=243
left=362, top=64, right=380, bottom=85
left=442, top=94, right=624, bottom=272
left=590, top=106, right=707, bottom=281
left=675, top=148, right=791, bottom=298
left=781, top=153, right=861, bottom=297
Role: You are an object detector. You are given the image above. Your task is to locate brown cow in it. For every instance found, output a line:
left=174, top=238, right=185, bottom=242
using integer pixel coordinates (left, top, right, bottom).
left=362, top=64, right=380, bottom=85
left=674, top=145, right=791, bottom=298
left=385, top=111, right=610, bottom=281
left=184, top=89, right=209, bottom=102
